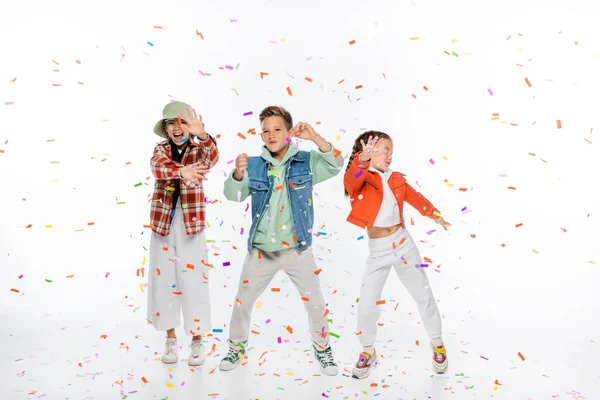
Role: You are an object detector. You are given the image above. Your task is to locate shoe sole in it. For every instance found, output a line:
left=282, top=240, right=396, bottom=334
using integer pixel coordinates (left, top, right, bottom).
left=352, top=360, right=378, bottom=379
left=162, top=359, right=178, bottom=364
left=313, top=351, right=339, bottom=376
left=433, top=360, right=448, bottom=374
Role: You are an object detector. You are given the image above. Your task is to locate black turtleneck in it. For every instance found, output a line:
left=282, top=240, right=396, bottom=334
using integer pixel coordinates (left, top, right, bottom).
left=169, top=139, right=189, bottom=213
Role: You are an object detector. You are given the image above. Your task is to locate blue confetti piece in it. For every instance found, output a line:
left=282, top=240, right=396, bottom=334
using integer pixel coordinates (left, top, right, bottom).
left=180, top=138, right=188, bottom=143
left=147, top=41, right=154, bottom=46
left=318, top=232, right=327, bottom=236
left=212, top=328, right=223, bottom=333
left=357, top=235, right=364, bottom=240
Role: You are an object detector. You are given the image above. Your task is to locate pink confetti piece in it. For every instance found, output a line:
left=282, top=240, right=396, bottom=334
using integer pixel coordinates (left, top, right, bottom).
left=240, top=227, right=244, bottom=235
left=4, top=101, right=14, bottom=105
left=429, top=158, right=435, bottom=165
left=355, top=170, right=363, bottom=178
left=227, top=159, right=234, bottom=164
left=265, top=319, right=271, bottom=324
left=277, top=337, right=282, bottom=343
left=18, top=274, right=23, bottom=279
left=105, top=272, right=110, bottom=278
left=426, top=230, right=437, bottom=235
left=230, top=19, right=237, bottom=22
left=412, top=93, right=417, bottom=99
left=244, top=203, right=249, bottom=212
left=225, top=65, right=233, bottom=70
left=487, top=88, right=494, bottom=96
left=243, top=111, right=253, bottom=116
left=506, top=35, right=512, bottom=40
left=560, top=227, right=567, bottom=232
left=198, top=70, right=205, bottom=76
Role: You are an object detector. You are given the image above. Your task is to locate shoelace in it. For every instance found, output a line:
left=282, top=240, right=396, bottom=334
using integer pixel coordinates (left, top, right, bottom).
left=224, top=346, right=242, bottom=363
left=190, top=341, right=203, bottom=351
left=319, top=348, right=336, bottom=367
left=165, top=340, right=177, bottom=356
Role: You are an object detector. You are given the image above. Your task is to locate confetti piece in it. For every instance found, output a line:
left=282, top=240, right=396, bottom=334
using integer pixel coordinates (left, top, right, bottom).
left=166, top=383, right=174, bottom=388
left=66, top=274, right=74, bottom=278
left=148, top=42, right=154, bottom=46
left=10, top=288, right=19, bottom=293
left=243, top=111, right=253, bottom=116
left=271, top=288, right=280, bottom=292
left=556, top=120, right=562, bottom=129
left=329, top=332, right=340, bottom=339
left=286, top=325, right=293, bottom=334
left=4, top=101, right=13, bottom=105
left=260, top=72, right=269, bottom=79
left=45, top=279, right=53, bottom=283
left=518, top=352, right=525, bottom=361
left=525, top=77, right=532, bottom=87
left=105, top=272, right=110, bottom=278
left=141, top=377, right=148, bottom=383
left=480, top=356, right=489, bottom=360
left=314, top=268, right=322, bottom=275
left=487, top=88, right=494, bottom=96
left=305, top=77, right=313, bottom=82
left=286, top=87, right=292, bottom=96
left=515, top=223, right=523, bottom=228
left=355, top=85, right=362, bottom=89
left=410, top=36, right=419, bottom=40
left=237, top=132, right=246, bottom=139
left=349, top=40, right=356, bottom=45
left=301, top=297, right=309, bottom=302
left=376, top=300, right=386, bottom=305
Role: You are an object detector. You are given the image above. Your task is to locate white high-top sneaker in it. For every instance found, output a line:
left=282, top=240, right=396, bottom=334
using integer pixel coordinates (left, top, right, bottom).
left=188, top=339, right=206, bottom=366
left=161, top=338, right=178, bottom=364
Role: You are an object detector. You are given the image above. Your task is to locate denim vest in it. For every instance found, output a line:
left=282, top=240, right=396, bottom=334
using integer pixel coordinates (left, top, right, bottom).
left=246, top=151, right=313, bottom=253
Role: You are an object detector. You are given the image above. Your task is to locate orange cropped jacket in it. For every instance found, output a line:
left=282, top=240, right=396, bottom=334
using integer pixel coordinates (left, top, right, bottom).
left=343, top=152, right=439, bottom=229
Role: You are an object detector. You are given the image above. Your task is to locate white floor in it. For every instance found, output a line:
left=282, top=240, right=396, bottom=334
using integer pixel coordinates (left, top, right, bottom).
left=2, top=236, right=598, bottom=400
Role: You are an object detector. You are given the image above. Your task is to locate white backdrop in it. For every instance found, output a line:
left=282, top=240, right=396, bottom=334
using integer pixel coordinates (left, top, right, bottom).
left=1, top=0, right=599, bottom=399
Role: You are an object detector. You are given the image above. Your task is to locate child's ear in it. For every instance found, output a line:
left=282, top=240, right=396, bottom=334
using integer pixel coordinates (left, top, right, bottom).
left=288, top=128, right=295, bottom=137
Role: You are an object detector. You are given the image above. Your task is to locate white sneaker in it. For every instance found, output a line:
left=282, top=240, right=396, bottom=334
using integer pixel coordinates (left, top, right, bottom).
left=161, top=338, right=178, bottom=364
left=313, top=343, right=339, bottom=376
left=188, top=339, right=206, bottom=366
left=219, top=339, right=246, bottom=371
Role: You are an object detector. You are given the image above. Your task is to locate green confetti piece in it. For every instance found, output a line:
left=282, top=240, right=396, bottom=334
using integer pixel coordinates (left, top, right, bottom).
left=75, top=229, right=84, bottom=232
left=326, top=318, right=333, bottom=323
left=452, top=51, right=459, bottom=57
left=45, top=279, right=53, bottom=283
left=532, top=249, right=539, bottom=254
left=444, top=50, right=450, bottom=55
left=207, top=240, right=216, bottom=243
left=46, top=139, right=55, bottom=142
left=355, top=297, right=360, bottom=303
left=277, top=387, right=285, bottom=390
left=491, top=117, right=500, bottom=121
left=134, top=183, right=142, bottom=187
left=329, top=332, right=340, bottom=339
left=50, top=161, right=60, bottom=164
left=101, top=158, right=107, bottom=162
left=133, top=307, right=140, bottom=313
left=117, top=201, right=126, bottom=205
left=268, top=169, right=282, bottom=176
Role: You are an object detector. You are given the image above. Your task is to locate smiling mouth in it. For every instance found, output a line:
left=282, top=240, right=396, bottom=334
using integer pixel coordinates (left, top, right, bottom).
left=174, top=133, right=183, bottom=140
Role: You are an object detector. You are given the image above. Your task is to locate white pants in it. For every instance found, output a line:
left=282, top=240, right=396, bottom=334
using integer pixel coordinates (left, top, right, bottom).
left=147, top=201, right=212, bottom=336
left=229, top=247, right=330, bottom=346
left=357, top=227, right=442, bottom=346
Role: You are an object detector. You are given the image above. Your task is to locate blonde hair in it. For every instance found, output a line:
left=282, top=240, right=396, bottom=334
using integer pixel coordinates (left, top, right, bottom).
left=259, top=106, right=293, bottom=130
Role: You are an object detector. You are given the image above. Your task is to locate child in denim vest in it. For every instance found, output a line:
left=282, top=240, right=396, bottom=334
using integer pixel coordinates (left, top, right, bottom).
left=220, top=106, right=343, bottom=375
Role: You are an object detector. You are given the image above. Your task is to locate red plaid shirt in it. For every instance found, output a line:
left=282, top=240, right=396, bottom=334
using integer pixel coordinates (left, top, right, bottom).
left=149, top=135, right=219, bottom=237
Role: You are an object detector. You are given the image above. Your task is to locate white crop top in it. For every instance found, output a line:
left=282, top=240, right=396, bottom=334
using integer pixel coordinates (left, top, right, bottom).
left=372, top=168, right=401, bottom=227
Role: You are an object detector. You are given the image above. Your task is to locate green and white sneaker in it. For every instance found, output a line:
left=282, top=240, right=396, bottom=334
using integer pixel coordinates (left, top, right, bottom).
left=219, top=339, right=246, bottom=371
left=313, top=343, right=338, bottom=376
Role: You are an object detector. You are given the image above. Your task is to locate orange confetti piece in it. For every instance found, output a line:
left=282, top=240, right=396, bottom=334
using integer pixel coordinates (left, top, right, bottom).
left=354, top=331, right=362, bottom=335
left=251, top=330, right=260, bottom=335
left=333, top=148, right=342, bottom=159
left=243, top=279, right=249, bottom=284
left=508, top=186, right=516, bottom=190
left=143, top=224, right=152, bottom=229
left=100, top=334, right=108, bottom=339
left=52, top=60, right=60, bottom=65
left=525, top=77, right=532, bottom=87
left=10, top=288, right=19, bottom=293
left=153, top=25, right=163, bottom=29
left=66, top=274, right=74, bottom=278
left=458, top=188, right=468, bottom=192
left=87, top=222, right=94, bottom=226
left=370, top=383, right=378, bottom=387
left=470, top=234, right=476, bottom=238
left=237, top=132, right=246, bottom=139
left=415, top=340, right=420, bottom=346
left=355, top=85, right=363, bottom=89
left=0, top=150, right=4, bottom=154
left=301, top=297, right=309, bottom=302
left=305, top=77, right=313, bottom=82
left=281, top=241, right=290, bottom=246
left=162, top=247, right=168, bottom=251
left=141, top=377, right=148, bottom=383
left=376, top=300, right=386, bottom=305
left=399, top=236, right=406, bottom=245
left=271, top=288, right=280, bottom=292
left=26, top=224, right=32, bottom=228
left=177, top=116, right=182, bottom=125
left=349, top=40, right=356, bottom=45
left=257, top=250, right=262, bottom=259
left=518, top=352, right=525, bottom=361
left=515, top=223, right=523, bottom=228
left=556, top=120, right=562, bottom=129
left=186, top=263, right=195, bottom=270
left=156, top=268, right=161, bottom=276
left=314, top=268, right=322, bottom=275
left=423, top=86, right=429, bottom=91
left=323, top=309, right=329, bottom=317
left=11, top=77, right=17, bottom=82
left=286, top=86, right=292, bottom=96
left=337, top=79, right=345, bottom=84
left=173, top=291, right=182, bottom=295
left=275, top=185, right=283, bottom=190
left=155, top=312, right=160, bottom=317
left=260, top=72, right=269, bottom=79
left=196, top=29, right=204, bottom=39
left=286, top=325, right=293, bottom=334
left=52, top=84, right=62, bottom=86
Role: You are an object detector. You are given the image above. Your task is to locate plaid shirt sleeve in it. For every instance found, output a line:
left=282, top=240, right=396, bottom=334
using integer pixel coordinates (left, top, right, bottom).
left=195, top=135, right=220, bottom=168
left=150, top=142, right=182, bottom=180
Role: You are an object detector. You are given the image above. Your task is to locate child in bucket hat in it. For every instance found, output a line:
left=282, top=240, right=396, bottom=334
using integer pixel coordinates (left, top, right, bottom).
left=147, top=100, right=220, bottom=366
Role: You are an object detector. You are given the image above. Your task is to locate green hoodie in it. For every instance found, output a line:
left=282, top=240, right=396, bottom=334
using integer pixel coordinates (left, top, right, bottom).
left=224, top=143, right=343, bottom=252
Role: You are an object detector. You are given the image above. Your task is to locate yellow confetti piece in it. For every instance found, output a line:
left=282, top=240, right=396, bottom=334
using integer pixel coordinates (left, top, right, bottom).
left=286, top=371, right=294, bottom=376
left=589, top=261, right=596, bottom=264
left=410, top=36, right=419, bottom=40
left=256, top=301, right=262, bottom=308
left=166, top=383, right=175, bottom=388
left=50, top=179, right=59, bottom=183
left=101, top=119, right=109, bottom=122
left=140, top=283, right=145, bottom=293
left=446, top=183, right=454, bottom=187
left=336, top=135, right=340, bottom=141
left=442, top=155, right=448, bottom=160
left=45, top=225, right=53, bottom=228
left=206, top=221, right=211, bottom=228
left=451, top=39, right=457, bottom=43
left=142, top=256, right=147, bottom=265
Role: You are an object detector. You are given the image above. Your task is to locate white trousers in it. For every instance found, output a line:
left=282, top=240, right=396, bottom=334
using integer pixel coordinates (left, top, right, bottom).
left=147, top=201, right=212, bottom=336
left=228, top=247, right=330, bottom=346
left=357, top=227, right=442, bottom=346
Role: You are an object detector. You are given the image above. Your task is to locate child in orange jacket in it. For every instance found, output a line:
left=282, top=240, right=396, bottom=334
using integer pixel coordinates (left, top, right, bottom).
left=343, top=131, right=451, bottom=379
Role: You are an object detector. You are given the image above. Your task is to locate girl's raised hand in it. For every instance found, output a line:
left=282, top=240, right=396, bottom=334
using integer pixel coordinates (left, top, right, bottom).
left=359, top=136, right=385, bottom=162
